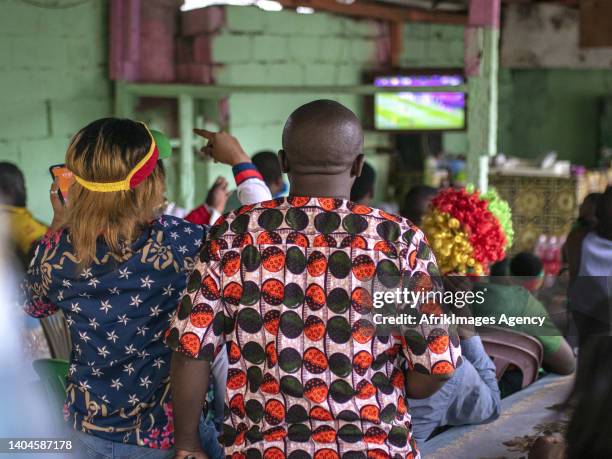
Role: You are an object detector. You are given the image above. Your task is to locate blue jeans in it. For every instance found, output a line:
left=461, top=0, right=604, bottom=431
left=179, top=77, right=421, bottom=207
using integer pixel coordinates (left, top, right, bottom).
left=71, top=417, right=223, bottom=459
left=71, top=431, right=173, bottom=459
left=199, top=418, right=224, bottom=459
left=211, top=350, right=228, bottom=431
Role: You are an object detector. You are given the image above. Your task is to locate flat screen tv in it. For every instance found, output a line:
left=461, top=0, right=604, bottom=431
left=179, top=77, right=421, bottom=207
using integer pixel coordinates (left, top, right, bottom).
left=373, top=73, right=466, bottom=131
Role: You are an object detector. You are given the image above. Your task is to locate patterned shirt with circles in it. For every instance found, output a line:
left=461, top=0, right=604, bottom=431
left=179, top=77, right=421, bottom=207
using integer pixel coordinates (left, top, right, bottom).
left=166, top=196, right=462, bottom=459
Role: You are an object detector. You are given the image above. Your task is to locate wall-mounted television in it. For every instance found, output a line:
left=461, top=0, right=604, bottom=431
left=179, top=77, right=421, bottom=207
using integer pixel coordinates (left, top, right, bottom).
left=372, top=72, right=466, bottom=131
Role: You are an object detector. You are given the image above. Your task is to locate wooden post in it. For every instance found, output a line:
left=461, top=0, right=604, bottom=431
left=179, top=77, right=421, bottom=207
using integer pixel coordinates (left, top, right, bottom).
left=390, top=21, right=403, bottom=68
left=465, top=0, right=501, bottom=191
left=114, top=82, right=136, bottom=119
left=178, top=94, right=195, bottom=210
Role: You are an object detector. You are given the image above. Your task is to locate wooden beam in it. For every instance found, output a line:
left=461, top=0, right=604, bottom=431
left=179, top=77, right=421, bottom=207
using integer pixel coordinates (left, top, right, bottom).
left=118, top=82, right=468, bottom=98
left=502, top=0, right=578, bottom=4
left=178, top=94, right=195, bottom=210
left=389, top=21, right=403, bottom=68
left=275, top=0, right=467, bottom=24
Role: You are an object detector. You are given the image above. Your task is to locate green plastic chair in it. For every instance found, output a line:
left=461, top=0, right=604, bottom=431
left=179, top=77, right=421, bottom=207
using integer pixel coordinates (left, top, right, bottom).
left=33, top=358, right=69, bottom=418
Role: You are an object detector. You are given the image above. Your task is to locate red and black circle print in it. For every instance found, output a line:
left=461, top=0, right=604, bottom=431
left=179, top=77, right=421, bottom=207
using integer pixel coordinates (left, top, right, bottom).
left=168, top=197, right=459, bottom=458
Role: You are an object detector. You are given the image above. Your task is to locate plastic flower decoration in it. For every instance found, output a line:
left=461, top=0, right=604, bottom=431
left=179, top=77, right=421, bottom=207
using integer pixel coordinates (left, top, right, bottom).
left=422, top=186, right=513, bottom=275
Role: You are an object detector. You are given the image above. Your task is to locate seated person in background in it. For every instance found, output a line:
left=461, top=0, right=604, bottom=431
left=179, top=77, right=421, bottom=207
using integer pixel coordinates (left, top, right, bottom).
left=471, top=271, right=576, bottom=380
left=510, top=252, right=545, bottom=293
left=574, top=192, right=601, bottom=231
left=528, top=335, right=612, bottom=459
left=511, top=252, right=572, bottom=336
left=157, top=162, right=230, bottom=222
left=567, top=187, right=612, bottom=344
left=408, top=277, right=500, bottom=444
left=559, top=335, right=612, bottom=458
left=350, top=161, right=376, bottom=205
left=22, top=118, right=271, bottom=458
left=490, top=258, right=509, bottom=277
left=253, top=150, right=288, bottom=199
left=224, top=149, right=288, bottom=212
left=0, top=162, right=47, bottom=269
left=350, top=161, right=398, bottom=213
left=184, top=176, right=231, bottom=225
left=0, top=162, right=50, bottom=361
left=564, top=192, right=602, bottom=281
left=167, top=100, right=461, bottom=459
left=401, top=185, right=437, bottom=227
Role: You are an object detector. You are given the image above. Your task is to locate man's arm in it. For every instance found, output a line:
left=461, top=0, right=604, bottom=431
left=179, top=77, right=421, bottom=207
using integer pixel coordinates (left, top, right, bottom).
left=542, top=338, right=576, bottom=375
left=170, top=353, right=210, bottom=458
left=461, top=337, right=500, bottom=407
left=232, top=162, right=272, bottom=205
left=165, top=237, right=227, bottom=458
left=442, top=336, right=501, bottom=426
left=526, top=295, right=576, bottom=375
left=405, top=370, right=452, bottom=399
left=400, top=227, right=461, bottom=398
left=194, top=128, right=272, bottom=206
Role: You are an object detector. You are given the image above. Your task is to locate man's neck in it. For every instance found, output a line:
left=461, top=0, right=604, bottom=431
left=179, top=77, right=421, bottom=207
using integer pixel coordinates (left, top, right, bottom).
left=288, top=174, right=352, bottom=200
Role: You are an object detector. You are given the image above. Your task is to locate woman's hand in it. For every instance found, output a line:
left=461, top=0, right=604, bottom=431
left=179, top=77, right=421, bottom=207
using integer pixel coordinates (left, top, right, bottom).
left=49, top=181, right=66, bottom=232
left=173, top=449, right=208, bottom=459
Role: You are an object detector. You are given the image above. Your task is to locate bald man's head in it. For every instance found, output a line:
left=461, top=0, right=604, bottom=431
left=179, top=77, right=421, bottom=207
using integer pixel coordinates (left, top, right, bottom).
left=281, top=100, right=363, bottom=175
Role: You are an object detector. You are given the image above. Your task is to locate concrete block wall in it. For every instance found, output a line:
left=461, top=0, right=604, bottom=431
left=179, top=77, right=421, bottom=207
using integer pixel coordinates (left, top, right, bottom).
left=175, top=6, right=392, bottom=196
left=214, top=7, right=388, bottom=139
left=0, top=0, right=112, bottom=223
left=402, top=22, right=467, bottom=155
left=399, top=22, right=464, bottom=68
left=173, top=7, right=466, bottom=198
left=178, top=7, right=465, bottom=152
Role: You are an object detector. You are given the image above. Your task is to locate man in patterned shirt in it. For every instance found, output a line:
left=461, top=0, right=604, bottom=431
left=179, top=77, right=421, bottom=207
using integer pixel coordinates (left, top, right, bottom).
left=167, top=100, right=461, bottom=459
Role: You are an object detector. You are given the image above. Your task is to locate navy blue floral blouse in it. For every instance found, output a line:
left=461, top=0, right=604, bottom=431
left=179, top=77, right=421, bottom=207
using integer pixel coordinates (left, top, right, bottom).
left=22, top=216, right=204, bottom=449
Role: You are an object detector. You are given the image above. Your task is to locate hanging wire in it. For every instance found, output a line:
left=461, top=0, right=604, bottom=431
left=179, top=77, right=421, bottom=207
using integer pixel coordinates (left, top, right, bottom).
left=19, top=0, right=91, bottom=9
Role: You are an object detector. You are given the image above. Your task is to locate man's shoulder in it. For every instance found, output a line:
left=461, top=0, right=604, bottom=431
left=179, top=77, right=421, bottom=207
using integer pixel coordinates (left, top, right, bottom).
left=209, top=197, right=427, bottom=254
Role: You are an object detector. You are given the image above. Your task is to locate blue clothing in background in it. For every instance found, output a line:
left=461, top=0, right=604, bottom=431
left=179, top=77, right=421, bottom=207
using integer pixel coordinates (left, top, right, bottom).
left=409, top=336, right=500, bottom=443
left=274, top=181, right=289, bottom=199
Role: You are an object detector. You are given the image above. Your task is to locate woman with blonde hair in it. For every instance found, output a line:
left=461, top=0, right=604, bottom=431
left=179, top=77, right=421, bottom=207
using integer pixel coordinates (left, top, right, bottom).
left=22, top=118, right=270, bottom=458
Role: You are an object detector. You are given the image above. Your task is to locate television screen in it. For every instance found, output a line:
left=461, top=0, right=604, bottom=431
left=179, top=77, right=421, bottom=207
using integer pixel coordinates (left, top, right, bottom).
left=374, top=74, right=466, bottom=131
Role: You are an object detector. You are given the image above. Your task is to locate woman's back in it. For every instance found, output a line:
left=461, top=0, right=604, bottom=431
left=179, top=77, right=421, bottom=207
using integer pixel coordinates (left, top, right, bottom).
left=24, top=215, right=203, bottom=448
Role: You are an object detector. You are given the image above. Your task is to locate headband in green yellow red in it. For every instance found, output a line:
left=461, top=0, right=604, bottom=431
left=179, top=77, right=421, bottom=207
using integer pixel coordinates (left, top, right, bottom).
left=73, top=124, right=171, bottom=193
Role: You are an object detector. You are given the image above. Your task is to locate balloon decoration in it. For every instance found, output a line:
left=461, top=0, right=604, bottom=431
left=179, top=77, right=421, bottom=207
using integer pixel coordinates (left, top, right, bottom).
left=422, top=186, right=513, bottom=275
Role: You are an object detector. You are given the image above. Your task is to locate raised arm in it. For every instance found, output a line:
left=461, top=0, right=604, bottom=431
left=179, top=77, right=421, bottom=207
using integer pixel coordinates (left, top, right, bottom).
left=196, top=128, right=272, bottom=206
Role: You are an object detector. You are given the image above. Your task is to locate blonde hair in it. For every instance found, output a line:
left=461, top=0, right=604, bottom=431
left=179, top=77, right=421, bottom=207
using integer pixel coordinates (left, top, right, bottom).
left=64, top=118, right=165, bottom=268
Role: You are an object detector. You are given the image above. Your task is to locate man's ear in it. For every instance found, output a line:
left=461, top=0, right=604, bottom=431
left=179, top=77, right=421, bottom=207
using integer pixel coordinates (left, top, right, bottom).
left=278, top=150, right=290, bottom=173
left=350, top=154, right=365, bottom=178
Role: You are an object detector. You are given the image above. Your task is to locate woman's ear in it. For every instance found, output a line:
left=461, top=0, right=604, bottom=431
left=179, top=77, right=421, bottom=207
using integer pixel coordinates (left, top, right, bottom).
left=350, top=154, right=365, bottom=178
left=278, top=150, right=290, bottom=173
